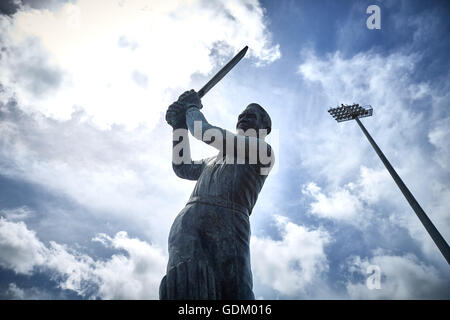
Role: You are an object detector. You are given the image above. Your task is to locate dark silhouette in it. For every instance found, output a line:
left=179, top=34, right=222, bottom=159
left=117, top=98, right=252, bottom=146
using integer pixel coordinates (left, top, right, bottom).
left=160, top=90, right=274, bottom=299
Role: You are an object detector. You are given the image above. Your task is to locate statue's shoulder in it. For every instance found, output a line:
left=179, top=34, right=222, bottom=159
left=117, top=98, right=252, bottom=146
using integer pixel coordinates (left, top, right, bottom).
left=204, top=156, right=217, bottom=166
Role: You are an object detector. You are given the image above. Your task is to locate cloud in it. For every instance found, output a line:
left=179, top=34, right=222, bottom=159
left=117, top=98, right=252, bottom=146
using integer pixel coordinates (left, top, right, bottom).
left=0, top=0, right=281, bottom=252
left=251, top=215, right=331, bottom=297
left=0, top=218, right=48, bottom=274
left=5, top=283, right=27, bottom=299
left=428, top=117, right=450, bottom=171
left=0, top=0, right=72, bottom=16
left=2, top=283, right=55, bottom=300
left=302, top=182, right=364, bottom=223
left=345, top=251, right=450, bottom=299
left=0, top=0, right=20, bottom=16
left=91, top=232, right=167, bottom=299
left=295, top=47, right=450, bottom=264
left=291, top=36, right=450, bottom=291
left=0, top=217, right=167, bottom=299
left=296, top=50, right=427, bottom=185
left=0, top=32, right=65, bottom=102
left=0, top=206, right=33, bottom=221
left=0, top=0, right=282, bottom=297
left=0, top=0, right=280, bottom=129
left=0, top=97, right=194, bottom=248
left=301, top=166, right=398, bottom=226
left=0, top=209, right=335, bottom=300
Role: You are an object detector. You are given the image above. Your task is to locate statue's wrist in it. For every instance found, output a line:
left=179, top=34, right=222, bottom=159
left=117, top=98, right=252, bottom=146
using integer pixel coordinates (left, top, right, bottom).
left=169, top=115, right=188, bottom=130
left=172, top=121, right=187, bottom=129
left=186, top=104, right=200, bottom=110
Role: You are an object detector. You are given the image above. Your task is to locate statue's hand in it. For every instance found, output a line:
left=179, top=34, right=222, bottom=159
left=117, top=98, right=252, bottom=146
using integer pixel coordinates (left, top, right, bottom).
left=178, top=89, right=203, bottom=109
left=165, top=101, right=187, bottom=129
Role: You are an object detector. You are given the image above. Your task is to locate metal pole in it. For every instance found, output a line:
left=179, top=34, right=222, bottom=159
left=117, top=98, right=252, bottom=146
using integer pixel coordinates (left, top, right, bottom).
left=354, top=117, right=450, bottom=265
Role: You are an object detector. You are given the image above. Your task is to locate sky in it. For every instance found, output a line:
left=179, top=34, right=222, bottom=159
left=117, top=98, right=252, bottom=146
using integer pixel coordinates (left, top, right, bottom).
left=0, top=0, right=449, bottom=300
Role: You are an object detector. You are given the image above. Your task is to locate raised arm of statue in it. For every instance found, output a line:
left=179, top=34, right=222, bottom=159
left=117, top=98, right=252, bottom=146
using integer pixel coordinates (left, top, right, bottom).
left=165, top=100, right=207, bottom=180
left=171, top=129, right=208, bottom=180
left=186, top=106, right=273, bottom=169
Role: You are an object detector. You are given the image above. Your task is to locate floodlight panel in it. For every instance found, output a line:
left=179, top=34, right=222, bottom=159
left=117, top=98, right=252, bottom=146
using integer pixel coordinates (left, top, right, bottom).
left=328, top=104, right=373, bottom=122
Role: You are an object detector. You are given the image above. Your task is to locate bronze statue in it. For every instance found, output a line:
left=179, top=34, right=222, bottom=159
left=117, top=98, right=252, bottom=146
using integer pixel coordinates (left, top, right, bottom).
left=160, top=89, right=274, bottom=300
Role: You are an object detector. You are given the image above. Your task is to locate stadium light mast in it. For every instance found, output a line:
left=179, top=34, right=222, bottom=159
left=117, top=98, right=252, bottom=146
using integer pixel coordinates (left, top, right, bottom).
left=328, top=103, right=450, bottom=265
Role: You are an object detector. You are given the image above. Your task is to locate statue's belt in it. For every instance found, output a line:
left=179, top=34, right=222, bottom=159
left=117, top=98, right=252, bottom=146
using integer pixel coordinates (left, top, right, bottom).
left=186, top=195, right=250, bottom=217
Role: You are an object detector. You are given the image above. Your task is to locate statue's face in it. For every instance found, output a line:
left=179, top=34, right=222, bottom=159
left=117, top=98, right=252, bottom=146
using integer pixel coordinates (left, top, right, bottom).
left=236, top=104, right=264, bottom=133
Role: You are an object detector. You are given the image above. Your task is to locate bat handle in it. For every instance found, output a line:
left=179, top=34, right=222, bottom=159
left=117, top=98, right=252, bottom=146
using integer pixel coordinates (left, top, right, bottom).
left=197, top=88, right=205, bottom=99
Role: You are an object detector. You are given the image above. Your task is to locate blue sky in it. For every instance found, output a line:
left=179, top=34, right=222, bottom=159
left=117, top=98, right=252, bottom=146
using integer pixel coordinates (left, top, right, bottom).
left=0, top=0, right=449, bottom=299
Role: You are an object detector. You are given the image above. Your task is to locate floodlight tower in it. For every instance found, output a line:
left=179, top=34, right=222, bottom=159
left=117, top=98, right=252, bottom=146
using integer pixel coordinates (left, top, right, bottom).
left=328, top=104, right=450, bottom=265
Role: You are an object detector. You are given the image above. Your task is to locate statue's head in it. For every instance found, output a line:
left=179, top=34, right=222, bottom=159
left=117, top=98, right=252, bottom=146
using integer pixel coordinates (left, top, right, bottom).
left=236, top=103, right=271, bottom=137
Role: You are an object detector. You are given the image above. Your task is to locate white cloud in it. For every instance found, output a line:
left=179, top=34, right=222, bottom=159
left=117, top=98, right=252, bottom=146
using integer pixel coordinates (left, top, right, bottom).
left=91, top=232, right=167, bottom=299
left=0, top=218, right=48, bottom=274
left=296, top=50, right=426, bottom=186
left=0, top=0, right=281, bottom=254
left=345, top=251, right=450, bottom=299
left=357, top=166, right=394, bottom=205
left=1, top=0, right=280, bottom=129
left=6, top=283, right=26, bottom=300
left=251, top=215, right=331, bottom=297
left=4, top=283, right=54, bottom=300
left=428, top=117, right=450, bottom=171
left=301, top=163, right=450, bottom=264
left=301, top=166, right=397, bottom=225
left=302, top=182, right=364, bottom=223
left=0, top=206, right=33, bottom=221
left=0, top=101, right=190, bottom=247
left=0, top=217, right=167, bottom=299
left=295, top=48, right=450, bottom=264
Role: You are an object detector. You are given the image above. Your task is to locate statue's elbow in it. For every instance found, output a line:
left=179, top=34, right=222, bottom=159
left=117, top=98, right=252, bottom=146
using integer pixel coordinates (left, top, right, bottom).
left=172, top=163, right=184, bottom=178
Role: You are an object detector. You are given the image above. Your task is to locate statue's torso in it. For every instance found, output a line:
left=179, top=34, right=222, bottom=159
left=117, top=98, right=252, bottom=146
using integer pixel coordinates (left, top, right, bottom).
left=161, top=153, right=271, bottom=299
left=189, top=154, right=268, bottom=215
